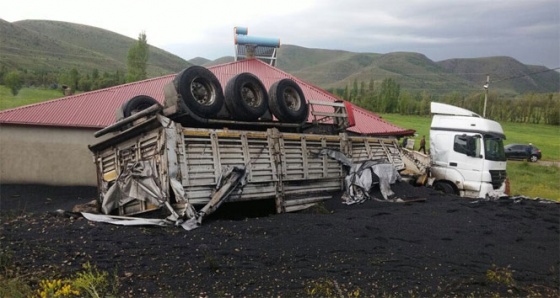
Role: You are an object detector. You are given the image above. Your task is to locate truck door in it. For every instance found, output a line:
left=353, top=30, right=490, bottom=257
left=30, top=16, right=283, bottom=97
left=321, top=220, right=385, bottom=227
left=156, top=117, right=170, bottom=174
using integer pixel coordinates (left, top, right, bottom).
left=451, top=134, right=484, bottom=191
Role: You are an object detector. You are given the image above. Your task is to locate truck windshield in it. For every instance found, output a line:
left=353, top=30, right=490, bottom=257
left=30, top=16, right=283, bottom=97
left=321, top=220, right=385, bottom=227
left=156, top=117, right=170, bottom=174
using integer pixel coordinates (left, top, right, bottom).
left=484, top=135, right=506, bottom=161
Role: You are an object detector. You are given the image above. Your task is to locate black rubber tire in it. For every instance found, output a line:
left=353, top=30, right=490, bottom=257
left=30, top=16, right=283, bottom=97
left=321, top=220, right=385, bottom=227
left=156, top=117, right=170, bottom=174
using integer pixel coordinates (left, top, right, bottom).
left=117, top=95, right=161, bottom=121
left=268, top=79, right=308, bottom=123
left=174, top=66, right=224, bottom=118
left=434, top=181, right=456, bottom=195
left=529, top=155, right=538, bottom=162
left=224, top=73, right=269, bottom=121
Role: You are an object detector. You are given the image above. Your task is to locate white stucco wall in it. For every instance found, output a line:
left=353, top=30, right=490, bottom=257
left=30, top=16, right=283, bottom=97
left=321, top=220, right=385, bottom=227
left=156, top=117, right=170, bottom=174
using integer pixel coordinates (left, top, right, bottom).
left=0, top=125, right=101, bottom=186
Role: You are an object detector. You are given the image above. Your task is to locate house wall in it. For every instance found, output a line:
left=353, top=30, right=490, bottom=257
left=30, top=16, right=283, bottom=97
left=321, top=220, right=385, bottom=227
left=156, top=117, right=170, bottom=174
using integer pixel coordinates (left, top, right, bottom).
left=0, top=125, right=101, bottom=186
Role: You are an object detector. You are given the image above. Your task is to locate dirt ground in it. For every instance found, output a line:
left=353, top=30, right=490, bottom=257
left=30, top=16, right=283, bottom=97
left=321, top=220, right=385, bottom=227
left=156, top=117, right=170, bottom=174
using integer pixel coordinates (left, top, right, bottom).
left=1, top=183, right=559, bottom=297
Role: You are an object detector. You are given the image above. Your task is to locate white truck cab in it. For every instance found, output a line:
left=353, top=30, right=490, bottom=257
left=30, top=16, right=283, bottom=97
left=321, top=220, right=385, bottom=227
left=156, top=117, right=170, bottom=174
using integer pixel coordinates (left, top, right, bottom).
left=429, top=102, right=507, bottom=198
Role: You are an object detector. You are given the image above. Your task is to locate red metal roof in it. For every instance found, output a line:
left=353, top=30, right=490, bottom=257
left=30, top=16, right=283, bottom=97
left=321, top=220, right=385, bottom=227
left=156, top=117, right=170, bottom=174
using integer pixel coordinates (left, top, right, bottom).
left=0, top=59, right=413, bottom=136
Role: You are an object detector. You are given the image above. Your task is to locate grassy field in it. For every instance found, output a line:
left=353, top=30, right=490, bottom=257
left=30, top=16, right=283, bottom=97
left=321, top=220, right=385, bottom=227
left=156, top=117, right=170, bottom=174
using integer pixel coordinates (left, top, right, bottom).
left=507, top=161, right=559, bottom=201
left=0, top=85, right=64, bottom=110
left=380, top=113, right=559, bottom=201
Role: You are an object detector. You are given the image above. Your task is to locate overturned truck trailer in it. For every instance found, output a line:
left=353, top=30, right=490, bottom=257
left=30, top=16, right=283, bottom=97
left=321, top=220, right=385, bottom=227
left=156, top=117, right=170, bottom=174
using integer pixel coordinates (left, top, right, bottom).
left=88, top=65, right=407, bottom=228
left=89, top=113, right=404, bottom=215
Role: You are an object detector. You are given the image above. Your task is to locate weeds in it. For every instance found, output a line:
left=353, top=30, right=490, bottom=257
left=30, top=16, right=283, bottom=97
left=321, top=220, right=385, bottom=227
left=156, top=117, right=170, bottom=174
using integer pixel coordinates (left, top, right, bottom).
left=486, top=264, right=515, bottom=286
left=305, top=278, right=361, bottom=297
left=200, top=247, right=219, bottom=270
left=36, top=279, right=80, bottom=298
left=36, top=262, right=119, bottom=297
left=1, top=246, right=118, bottom=298
left=71, top=262, right=116, bottom=297
left=0, top=247, right=33, bottom=297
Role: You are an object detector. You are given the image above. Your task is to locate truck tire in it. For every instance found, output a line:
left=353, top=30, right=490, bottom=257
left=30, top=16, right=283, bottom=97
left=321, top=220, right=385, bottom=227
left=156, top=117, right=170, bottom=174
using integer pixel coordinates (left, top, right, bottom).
left=434, top=181, right=456, bottom=195
left=225, top=73, right=269, bottom=121
left=116, top=95, right=161, bottom=121
left=174, top=66, right=224, bottom=118
left=269, top=79, right=308, bottom=123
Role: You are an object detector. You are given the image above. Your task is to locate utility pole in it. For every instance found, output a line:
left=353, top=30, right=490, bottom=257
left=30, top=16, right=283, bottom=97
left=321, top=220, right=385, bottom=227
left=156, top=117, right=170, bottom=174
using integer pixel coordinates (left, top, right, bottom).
left=483, top=74, right=489, bottom=117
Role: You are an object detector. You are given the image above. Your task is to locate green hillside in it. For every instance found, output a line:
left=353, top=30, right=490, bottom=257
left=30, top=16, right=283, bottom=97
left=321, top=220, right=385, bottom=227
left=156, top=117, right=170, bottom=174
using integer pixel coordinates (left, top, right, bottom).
left=437, top=56, right=559, bottom=94
left=202, top=44, right=559, bottom=95
left=1, top=19, right=558, bottom=95
left=0, top=19, right=191, bottom=77
left=272, top=45, right=559, bottom=94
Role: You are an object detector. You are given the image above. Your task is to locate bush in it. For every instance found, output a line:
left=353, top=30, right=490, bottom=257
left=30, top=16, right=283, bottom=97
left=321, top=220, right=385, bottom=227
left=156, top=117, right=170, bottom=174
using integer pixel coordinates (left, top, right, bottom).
left=4, top=71, right=23, bottom=96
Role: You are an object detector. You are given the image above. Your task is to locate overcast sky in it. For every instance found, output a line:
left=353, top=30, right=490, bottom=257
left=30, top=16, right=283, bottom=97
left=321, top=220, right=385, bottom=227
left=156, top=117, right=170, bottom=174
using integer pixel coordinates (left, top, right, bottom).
left=3, top=0, right=559, bottom=68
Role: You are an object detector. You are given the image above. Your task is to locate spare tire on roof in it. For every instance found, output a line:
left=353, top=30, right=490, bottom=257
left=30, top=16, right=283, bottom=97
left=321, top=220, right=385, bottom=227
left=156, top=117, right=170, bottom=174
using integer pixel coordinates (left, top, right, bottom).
left=116, top=95, right=161, bottom=122
left=224, top=73, right=269, bottom=121
left=268, top=79, right=308, bottom=123
left=173, top=66, right=224, bottom=118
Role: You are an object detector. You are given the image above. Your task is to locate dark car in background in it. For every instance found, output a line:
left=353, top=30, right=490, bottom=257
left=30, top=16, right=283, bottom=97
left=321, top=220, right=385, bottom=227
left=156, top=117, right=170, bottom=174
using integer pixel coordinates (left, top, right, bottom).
left=504, top=144, right=542, bottom=162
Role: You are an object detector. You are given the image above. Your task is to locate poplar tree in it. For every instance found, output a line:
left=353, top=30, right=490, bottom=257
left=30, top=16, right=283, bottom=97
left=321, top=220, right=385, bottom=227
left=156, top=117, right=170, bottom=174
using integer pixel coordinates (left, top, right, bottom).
left=126, top=32, right=149, bottom=83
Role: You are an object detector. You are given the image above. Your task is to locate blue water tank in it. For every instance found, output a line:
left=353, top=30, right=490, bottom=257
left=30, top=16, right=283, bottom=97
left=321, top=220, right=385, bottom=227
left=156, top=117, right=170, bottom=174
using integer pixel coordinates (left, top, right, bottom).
left=234, top=26, right=248, bottom=35
left=235, top=34, right=280, bottom=47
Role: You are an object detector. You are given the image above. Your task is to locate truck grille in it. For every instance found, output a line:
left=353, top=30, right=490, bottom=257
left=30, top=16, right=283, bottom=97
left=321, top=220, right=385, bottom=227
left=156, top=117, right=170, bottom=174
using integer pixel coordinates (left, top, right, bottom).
left=489, top=170, right=507, bottom=189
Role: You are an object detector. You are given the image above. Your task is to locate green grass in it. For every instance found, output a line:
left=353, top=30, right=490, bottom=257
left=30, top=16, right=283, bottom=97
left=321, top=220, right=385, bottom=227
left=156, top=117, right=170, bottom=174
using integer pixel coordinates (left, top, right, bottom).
left=501, top=121, right=560, bottom=161
left=378, top=113, right=431, bottom=150
left=0, top=85, right=64, bottom=110
left=507, top=161, right=560, bottom=201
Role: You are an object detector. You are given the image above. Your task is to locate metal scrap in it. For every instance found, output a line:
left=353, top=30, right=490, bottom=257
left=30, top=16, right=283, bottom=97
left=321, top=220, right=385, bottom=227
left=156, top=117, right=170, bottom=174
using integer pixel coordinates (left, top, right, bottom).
left=319, top=149, right=402, bottom=204
left=182, top=166, right=248, bottom=230
left=85, top=165, right=248, bottom=230
left=102, top=159, right=166, bottom=214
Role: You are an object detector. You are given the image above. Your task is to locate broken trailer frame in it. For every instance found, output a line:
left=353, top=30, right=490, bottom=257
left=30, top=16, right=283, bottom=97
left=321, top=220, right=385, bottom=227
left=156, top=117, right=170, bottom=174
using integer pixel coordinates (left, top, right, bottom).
left=88, top=103, right=406, bottom=228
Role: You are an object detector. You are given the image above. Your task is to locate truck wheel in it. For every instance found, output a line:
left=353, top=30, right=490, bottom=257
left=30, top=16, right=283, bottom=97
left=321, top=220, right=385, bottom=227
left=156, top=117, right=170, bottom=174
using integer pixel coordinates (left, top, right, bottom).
left=529, top=155, right=538, bottom=162
left=174, top=66, right=224, bottom=118
left=269, top=79, right=308, bottom=123
left=116, top=95, right=161, bottom=121
left=225, top=73, right=269, bottom=121
left=434, top=181, right=456, bottom=195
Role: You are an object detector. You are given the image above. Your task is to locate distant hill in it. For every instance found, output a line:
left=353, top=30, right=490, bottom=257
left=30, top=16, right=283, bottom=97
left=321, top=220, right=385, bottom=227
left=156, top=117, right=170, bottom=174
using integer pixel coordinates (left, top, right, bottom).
left=1, top=19, right=557, bottom=95
left=201, top=45, right=559, bottom=95
left=0, top=19, right=191, bottom=77
left=190, top=56, right=235, bottom=67
left=275, top=45, right=559, bottom=94
left=437, top=56, right=559, bottom=94
left=188, top=57, right=211, bottom=66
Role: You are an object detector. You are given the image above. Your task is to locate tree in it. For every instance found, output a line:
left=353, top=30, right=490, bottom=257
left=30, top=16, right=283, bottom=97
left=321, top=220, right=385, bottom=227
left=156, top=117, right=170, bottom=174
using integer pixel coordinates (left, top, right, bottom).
left=4, top=71, right=23, bottom=96
left=69, top=68, right=80, bottom=90
left=0, top=65, right=7, bottom=85
left=126, top=31, right=149, bottom=83
left=350, top=79, right=358, bottom=102
left=78, top=74, right=92, bottom=92
left=379, top=78, right=400, bottom=113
